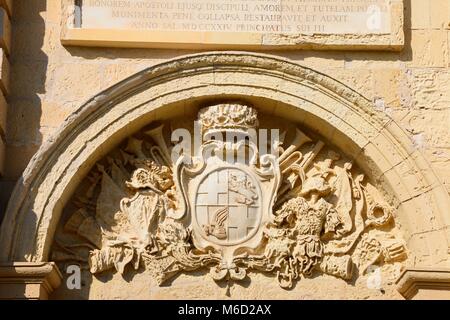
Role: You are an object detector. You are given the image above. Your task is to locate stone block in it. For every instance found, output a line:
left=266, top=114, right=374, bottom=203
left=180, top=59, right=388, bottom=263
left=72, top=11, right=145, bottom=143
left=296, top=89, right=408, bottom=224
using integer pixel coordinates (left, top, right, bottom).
left=4, top=144, right=39, bottom=179
left=430, top=0, right=450, bottom=29
left=0, top=0, right=12, bottom=17
left=397, top=268, right=450, bottom=300
left=0, top=89, right=6, bottom=137
left=0, top=262, right=62, bottom=300
left=0, top=135, right=4, bottom=176
left=372, top=69, right=402, bottom=109
left=409, top=30, right=447, bottom=68
left=0, top=8, right=10, bottom=56
left=0, top=48, right=8, bottom=96
left=410, top=0, right=430, bottom=29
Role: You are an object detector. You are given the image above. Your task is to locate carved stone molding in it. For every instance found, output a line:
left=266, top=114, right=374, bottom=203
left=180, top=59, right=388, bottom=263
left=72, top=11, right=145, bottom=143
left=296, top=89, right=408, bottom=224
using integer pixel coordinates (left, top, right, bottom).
left=0, top=262, right=62, bottom=300
left=396, top=268, right=450, bottom=300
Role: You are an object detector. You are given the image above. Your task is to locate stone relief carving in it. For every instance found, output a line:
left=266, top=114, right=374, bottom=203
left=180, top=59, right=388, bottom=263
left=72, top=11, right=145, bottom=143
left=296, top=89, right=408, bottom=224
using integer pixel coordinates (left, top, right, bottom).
left=52, top=102, right=406, bottom=289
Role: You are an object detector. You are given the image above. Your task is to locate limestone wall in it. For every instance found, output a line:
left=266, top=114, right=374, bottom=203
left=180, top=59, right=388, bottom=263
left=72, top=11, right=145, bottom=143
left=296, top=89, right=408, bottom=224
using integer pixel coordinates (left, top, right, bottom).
left=0, top=0, right=449, bottom=299
left=0, top=0, right=11, bottom=210
left=3, top=1, right=448, bottom=195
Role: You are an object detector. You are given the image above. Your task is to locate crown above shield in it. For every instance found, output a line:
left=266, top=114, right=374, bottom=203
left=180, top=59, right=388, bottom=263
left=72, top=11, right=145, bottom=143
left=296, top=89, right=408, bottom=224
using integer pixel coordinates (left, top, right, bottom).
left=198, top=102, right=259, bottom=137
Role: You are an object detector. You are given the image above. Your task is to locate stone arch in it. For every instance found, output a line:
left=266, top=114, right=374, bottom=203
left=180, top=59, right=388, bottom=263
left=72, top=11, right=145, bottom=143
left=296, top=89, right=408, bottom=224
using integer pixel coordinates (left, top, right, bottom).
left=0, top=52, right=448, bottom=271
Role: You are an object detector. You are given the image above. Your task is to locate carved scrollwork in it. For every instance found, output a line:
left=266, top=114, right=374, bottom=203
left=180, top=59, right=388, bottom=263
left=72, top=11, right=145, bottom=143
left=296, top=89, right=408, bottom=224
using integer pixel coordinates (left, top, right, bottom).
left=52, top=101, right=406, bottom=289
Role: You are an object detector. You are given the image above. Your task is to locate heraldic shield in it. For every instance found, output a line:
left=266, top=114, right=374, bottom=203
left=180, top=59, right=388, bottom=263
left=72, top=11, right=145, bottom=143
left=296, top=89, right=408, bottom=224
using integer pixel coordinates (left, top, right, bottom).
left=172, top=102, right=281, bottom=278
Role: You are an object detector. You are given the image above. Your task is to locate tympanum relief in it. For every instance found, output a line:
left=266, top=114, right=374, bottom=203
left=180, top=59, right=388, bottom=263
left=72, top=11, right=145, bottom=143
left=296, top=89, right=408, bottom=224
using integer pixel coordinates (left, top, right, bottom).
left=52, top=102, right=406, bottom=290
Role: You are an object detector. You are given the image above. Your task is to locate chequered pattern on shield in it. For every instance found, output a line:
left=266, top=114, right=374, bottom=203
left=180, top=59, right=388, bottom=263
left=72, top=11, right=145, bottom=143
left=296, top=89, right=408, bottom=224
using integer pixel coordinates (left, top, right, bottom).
left=195, top=168, right=260, bottom=244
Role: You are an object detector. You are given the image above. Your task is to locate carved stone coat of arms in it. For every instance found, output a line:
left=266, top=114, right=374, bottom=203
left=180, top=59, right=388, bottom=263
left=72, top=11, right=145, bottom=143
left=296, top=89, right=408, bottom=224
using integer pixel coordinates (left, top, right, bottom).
left=52, top=102, right=406, bottom=289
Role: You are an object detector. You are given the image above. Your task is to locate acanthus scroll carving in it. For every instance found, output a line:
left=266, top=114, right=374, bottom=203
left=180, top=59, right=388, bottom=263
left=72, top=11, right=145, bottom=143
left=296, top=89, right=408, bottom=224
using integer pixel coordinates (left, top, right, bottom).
left=52, top=102, right=406, bottom=289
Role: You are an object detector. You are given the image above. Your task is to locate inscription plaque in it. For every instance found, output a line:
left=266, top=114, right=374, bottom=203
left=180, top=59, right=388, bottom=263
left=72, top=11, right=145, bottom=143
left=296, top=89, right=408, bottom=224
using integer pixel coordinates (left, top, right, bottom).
left=61, top=0, right=404, bottom=50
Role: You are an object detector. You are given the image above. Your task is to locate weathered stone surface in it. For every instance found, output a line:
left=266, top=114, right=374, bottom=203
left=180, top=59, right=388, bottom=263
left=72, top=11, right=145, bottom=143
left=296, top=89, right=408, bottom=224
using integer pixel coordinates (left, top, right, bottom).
left=0, top=48, right=9, bottom=96
left=0, top=8, right=11, bottom=55
left=0, top=134, right=4, bottom=176
left=0, top=0, right=449, bottom=301
left=397, top=268, right=450, bottom=300
left=0, top=262, right=62, bottom=300
left=0, top=90, right=6, bottom=135
left=0, top=0, right=12, bottom=17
